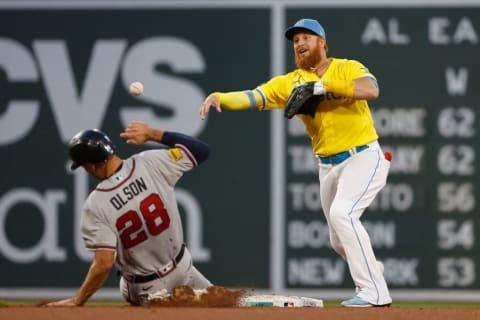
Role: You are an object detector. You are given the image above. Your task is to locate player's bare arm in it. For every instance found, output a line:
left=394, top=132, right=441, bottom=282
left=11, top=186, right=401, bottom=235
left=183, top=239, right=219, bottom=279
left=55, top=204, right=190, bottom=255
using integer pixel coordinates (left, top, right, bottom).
left=46, top=250, right=115, bottom=306
left=199, top=93, right=221, bottom=120
left=72, top=250, right=115, bottom=305
left=120, top=121, right=164, bottom=145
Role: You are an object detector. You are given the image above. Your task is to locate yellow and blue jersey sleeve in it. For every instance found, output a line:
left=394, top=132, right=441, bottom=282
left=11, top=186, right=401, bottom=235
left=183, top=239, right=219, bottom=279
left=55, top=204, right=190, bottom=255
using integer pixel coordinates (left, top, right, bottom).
left=214, top=89, right=267, bottom=110
left=344, top=59, right=377, bottom=84
left=256, top=75, right=296, bottom=110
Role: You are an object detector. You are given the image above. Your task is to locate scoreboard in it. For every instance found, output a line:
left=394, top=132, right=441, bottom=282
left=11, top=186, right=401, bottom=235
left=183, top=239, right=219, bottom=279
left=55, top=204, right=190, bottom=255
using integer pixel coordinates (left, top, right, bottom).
left=284, top=8, right=480, bottom=294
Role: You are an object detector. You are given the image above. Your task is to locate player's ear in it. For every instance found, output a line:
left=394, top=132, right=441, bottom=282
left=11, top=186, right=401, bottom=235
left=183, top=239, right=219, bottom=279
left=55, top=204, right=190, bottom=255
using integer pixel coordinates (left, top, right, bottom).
left=318, top=37, right=328, bottom=52
left=83, top=162, right=97, bottom=172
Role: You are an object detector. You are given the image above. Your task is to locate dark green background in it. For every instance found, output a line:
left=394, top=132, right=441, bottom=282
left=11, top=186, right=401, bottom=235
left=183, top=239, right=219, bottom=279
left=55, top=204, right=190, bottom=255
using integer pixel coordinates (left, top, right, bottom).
left=1, top=4, right=479, bottom=295
left=284, top=8, right=480, bottom=289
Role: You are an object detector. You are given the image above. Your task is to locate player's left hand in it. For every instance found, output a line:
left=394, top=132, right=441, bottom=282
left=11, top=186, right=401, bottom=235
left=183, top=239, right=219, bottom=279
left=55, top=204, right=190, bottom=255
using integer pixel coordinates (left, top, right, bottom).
left=285, top=82, right=321, bottom=119
left=44, top=297, right=78, bottom=306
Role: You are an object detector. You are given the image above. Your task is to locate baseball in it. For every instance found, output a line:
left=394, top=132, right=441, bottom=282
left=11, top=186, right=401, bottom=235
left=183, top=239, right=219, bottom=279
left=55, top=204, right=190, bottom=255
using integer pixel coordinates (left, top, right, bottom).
left=129, top=81, right=144, bottom=96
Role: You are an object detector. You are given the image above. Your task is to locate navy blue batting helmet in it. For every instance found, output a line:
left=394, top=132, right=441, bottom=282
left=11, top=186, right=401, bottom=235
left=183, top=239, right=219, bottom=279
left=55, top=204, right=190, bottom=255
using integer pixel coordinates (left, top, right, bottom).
left=68, top=129, right=116, bottom=170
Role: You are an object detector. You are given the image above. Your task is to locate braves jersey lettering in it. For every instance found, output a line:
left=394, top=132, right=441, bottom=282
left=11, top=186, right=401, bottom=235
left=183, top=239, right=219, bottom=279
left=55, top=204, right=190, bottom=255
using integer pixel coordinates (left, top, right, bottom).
left=116, top=193, right=170, bottom=249
left=109, top=177, right=147, bottom=210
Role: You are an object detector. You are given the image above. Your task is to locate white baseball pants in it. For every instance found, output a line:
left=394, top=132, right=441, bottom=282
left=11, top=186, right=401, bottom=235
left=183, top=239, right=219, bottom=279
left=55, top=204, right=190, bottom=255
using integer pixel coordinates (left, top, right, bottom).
left=318, top=141, right=392, bottom=305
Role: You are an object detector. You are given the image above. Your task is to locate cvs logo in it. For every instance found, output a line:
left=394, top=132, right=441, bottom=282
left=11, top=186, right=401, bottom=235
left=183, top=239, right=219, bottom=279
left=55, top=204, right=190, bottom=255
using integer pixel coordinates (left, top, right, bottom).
left=0, top=36, right=207, bottom=145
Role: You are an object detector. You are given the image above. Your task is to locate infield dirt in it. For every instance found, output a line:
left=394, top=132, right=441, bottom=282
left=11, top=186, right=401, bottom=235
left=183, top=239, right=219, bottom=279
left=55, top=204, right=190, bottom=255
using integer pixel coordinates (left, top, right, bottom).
left=3, top=305, right=480, bottom=320
left=2, top=286, right=480, bottom=320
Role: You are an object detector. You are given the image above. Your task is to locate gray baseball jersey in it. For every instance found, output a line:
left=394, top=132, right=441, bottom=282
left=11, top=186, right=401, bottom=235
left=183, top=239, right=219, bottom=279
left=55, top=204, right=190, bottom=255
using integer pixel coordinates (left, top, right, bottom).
left=81, top=145, right=195, bottom=276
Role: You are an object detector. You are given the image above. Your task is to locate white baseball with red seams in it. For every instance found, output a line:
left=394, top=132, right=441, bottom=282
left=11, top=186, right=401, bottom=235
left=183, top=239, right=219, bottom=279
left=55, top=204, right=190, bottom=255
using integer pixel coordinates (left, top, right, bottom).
left=129, top=81, right=144, bottom=96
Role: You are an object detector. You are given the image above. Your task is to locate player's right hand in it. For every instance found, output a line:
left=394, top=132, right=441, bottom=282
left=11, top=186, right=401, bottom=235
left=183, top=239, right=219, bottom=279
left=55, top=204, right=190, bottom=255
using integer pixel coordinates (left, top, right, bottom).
left=199, top=93, right=221, bottom=120
left=120, top=121, right=161, bottom=145
left=44, top=297, right=78, bottom=306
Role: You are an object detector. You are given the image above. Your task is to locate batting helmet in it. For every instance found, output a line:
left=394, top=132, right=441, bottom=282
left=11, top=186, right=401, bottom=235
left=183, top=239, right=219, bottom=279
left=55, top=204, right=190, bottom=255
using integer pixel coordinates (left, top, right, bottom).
left=68, top=129, right=116, bottom=170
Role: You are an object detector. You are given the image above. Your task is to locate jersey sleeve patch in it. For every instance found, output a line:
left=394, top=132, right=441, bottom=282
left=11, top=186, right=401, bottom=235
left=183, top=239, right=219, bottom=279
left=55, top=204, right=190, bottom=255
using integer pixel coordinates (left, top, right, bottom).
left=168, top=148, right=183, bottom=161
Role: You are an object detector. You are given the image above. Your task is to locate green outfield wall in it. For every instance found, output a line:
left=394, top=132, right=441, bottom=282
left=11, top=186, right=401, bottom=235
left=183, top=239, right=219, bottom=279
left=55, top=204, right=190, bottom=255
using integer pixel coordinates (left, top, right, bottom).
left=1, top=0, right=479, bottom=301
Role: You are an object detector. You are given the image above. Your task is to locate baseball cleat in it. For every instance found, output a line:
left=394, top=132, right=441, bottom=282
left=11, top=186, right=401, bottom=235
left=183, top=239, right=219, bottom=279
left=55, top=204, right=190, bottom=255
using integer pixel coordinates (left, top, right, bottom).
left=341, top=296, right=391, bottom=308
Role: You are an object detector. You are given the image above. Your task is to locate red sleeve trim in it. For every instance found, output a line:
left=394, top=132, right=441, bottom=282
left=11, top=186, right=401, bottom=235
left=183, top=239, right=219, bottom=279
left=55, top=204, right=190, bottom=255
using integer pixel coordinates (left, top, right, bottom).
left=175, top=144, right=198, bottom=167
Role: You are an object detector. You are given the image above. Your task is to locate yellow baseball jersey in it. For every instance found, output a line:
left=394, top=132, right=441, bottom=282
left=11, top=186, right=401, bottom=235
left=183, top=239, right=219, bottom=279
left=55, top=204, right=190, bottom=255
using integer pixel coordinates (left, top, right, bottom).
left=258, top=58, right=378, bottom=156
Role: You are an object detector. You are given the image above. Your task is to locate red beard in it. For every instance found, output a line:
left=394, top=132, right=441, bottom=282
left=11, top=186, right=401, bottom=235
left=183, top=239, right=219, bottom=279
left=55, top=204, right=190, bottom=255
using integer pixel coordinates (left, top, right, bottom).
left=295, top=44, right=322, bottom=71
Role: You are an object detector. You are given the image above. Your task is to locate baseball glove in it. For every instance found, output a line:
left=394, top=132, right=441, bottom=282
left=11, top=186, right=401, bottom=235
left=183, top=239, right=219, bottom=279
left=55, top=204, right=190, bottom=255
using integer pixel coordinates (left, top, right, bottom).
left=284, top=82, right=318, bottom=119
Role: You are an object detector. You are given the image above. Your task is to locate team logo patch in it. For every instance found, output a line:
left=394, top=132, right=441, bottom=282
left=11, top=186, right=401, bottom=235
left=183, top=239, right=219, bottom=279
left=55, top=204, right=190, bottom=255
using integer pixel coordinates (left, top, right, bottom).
left=168, top=148, right=183, bottom=161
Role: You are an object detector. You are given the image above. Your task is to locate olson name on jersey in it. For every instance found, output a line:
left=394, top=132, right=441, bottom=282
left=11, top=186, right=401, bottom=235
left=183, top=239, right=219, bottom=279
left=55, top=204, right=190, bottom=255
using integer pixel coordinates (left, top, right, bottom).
left=109, top=177, right=148, bottom=210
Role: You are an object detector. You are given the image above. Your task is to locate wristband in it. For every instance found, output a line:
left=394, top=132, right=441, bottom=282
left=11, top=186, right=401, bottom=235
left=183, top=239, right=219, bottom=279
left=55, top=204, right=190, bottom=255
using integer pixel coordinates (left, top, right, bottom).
left=323, top=80, right=355, bottom=98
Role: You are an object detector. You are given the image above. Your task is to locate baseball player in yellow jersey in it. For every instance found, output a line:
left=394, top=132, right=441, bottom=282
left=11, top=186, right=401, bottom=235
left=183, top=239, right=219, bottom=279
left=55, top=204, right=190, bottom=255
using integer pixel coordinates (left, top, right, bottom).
left=199, top=18, right=392, bottom=307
